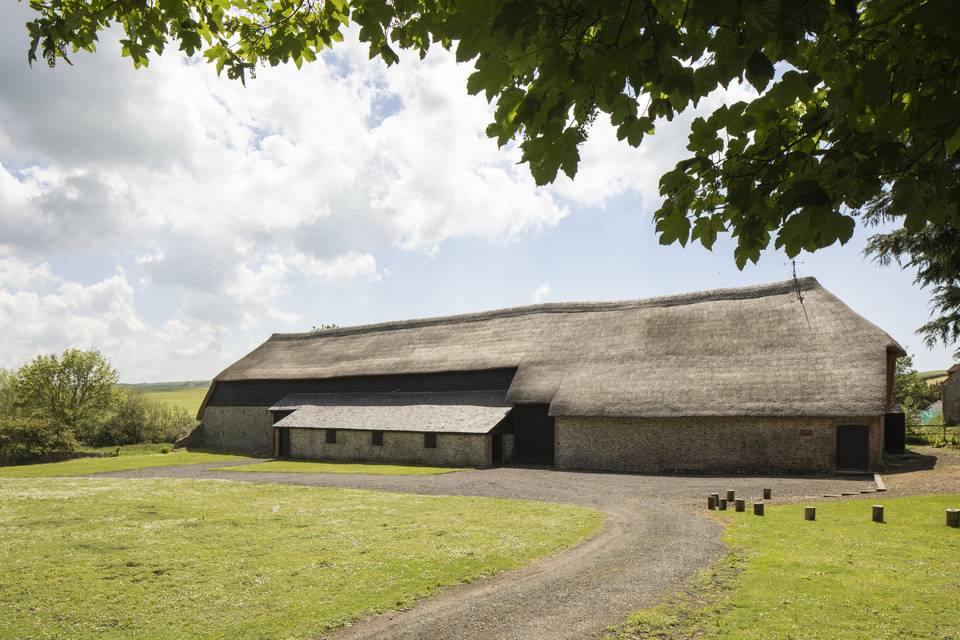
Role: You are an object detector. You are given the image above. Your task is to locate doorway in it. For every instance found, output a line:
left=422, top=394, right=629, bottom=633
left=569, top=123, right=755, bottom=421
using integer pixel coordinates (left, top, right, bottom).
left=836, top=425, right=869, bottom=471
left=277, top=428, right=291, bottom=458
left=513, top=404, right=555, bottom=465
left=491, top=433, right=503, bottom=465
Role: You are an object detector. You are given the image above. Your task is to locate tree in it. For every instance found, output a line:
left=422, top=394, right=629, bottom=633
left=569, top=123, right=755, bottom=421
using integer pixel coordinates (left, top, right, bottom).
left=865, top=220, right=960, bottom=358
left=12, top=348, right=119, bottom=428
left=20, top=0, right=960, bottom=352
left=893, top=355, right=942, bottom=425
left=0, top=369, right=15, bottom=417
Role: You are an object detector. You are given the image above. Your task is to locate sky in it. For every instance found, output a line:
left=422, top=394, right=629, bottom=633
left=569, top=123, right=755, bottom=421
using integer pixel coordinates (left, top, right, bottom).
left=0, top=4, right=954, bottom=382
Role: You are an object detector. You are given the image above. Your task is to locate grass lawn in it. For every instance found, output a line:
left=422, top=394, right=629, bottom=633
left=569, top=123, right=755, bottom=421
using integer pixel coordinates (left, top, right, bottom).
left=0, top=478, right=602, bottom=639
left=0, top=448, right=248, bottom=478
left=138, top=384, right=209, bottom=414
left=612, top=494, right=960, bottom=640
left=215, top=459, right=470, bottom=475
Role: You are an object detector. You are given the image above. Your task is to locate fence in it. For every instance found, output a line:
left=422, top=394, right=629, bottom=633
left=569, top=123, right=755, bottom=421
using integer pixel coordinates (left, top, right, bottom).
left=906, top=421, right=960, bottom=448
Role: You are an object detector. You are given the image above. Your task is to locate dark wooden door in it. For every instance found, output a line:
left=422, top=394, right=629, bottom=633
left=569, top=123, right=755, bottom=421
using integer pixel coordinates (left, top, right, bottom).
left=836, top=425, right=869, bottom=470
left=884, top=413, right=906, bottom=454
left=491, top=433, right=503, bottom=465
left=277, top=428, right=291, bottom=458
left=513, top=404, right=555, bottom=465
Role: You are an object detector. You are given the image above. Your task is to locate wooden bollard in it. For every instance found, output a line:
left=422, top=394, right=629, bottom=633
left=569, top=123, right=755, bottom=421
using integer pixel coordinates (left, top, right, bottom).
left=804, top=506, right=816, bottom=521
left=735, top=498, right=746, bottom=512
left=754, top=502, right=765, bottom=516
left=947, top=509, right=960, bottom=528
left=708, top=495, right=716, bottom=510
left=872, top=505, right=884, bottom=523
left=718, top=498, right=728, bottom=511
left=710, top=492, right=720, bottom=506
left=726, top=489, right=736, bottom=502
left=763, top=488, right=772, bottom=500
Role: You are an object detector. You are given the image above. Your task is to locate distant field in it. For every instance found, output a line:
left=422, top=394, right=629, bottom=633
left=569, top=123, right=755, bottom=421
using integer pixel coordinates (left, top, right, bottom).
left=123, top=381, right=210, bottom=415
left=919, top=370, right=949, bottom=384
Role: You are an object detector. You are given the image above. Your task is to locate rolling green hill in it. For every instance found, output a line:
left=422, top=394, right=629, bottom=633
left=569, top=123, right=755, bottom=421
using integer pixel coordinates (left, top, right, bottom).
left=121, top=381, right=210, bottom=415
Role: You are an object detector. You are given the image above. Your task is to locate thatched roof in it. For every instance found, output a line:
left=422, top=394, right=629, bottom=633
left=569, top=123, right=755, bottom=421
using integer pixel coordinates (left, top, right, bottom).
left=203, top=277, right=904, bottom=419
left=271, top=391, right=511, bottom=433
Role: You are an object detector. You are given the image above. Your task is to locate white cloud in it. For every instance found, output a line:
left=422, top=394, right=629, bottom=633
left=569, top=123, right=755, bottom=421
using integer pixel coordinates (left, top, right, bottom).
left=2, top=2, right=746, bottom=380
left=0, top=256, right=55, bottom=290
left=531, top=282, right=552, bottom=304
left=287, top=251, right=381, bottom=283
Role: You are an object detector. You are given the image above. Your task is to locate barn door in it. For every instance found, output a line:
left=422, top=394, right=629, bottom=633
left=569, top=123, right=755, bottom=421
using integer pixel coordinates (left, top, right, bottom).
left=491, top=433, right=503, bottom=465
left=513, top=405, right=555, bottom=465
left=277, top=428, right=291, bottom=458
left=836, top=425, right=869, bottom=471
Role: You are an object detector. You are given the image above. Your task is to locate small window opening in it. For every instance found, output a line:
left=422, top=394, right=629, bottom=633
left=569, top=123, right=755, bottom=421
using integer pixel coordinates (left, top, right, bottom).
left=325, top=429, right=337, bottom=444
left=424, top=432, right=437, bottom=449
left=372, top=431, right=384, bottom=446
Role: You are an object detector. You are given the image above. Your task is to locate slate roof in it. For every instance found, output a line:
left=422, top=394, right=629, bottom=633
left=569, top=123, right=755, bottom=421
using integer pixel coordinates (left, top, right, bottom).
left=270, top=391, right=511, bottom=434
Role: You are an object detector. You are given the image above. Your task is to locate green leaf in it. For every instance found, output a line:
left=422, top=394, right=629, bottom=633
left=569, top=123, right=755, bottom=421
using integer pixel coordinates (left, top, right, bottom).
left=745, top=49, right=774, bottom=93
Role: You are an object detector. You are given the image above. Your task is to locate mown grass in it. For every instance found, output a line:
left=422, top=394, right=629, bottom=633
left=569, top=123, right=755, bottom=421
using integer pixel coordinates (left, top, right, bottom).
left=0, top=478, right=603, bottom=639
left=0, top=448, right=248, bottom=478
left=610, top=494, right=960, bottom=640
left=215, top=459, right=470, bottom=475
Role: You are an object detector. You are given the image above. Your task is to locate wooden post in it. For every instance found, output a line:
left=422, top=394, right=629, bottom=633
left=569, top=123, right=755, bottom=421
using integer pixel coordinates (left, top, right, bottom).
left=726, top=489, right=736, bottom=502
left=872, top=505, right=884, bottom=523
left=763, top=488, right=772, bottom=500
left=804, top=506, right=816, bottom=521
left=708, top=495, right=716, bottom=510
left=754, top=502, right=764, bottom=516
left=947, top=509, right=960, bottom=528
left=710, top=492, right=720, bottom=505
left=735, top=498, right=746, bottom=512
left=718, top=498, right=728, bottom=511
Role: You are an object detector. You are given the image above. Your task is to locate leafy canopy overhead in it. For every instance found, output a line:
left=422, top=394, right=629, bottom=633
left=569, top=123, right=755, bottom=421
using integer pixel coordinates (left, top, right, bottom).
left=21, top=0, right=960, bottom=353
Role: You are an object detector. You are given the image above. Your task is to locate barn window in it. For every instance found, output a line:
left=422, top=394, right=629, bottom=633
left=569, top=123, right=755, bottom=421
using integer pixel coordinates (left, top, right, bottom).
left=325, top=429, right=337, bottom=444
left=424, top=432, right=437, bottom=449
left=372, top=431, right=383, bottom=446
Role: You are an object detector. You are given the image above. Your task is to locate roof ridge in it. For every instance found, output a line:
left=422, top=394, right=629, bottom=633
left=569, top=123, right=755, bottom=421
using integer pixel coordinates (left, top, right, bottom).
left=270, top=277, right=820, bottom=342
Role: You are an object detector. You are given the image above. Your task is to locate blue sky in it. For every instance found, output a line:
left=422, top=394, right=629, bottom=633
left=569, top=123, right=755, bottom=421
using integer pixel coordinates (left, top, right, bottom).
left=0, top=3, right=952, bottom=381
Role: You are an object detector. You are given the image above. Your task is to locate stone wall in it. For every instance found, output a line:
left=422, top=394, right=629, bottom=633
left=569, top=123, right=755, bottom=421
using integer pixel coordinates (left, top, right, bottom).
left=555, top=415, right=884, bottom=473
left=944, top=373, right=960, bottom=426
left=197, top=406, right=274, bottom=454
left=288, top=428, right=490, bottom=467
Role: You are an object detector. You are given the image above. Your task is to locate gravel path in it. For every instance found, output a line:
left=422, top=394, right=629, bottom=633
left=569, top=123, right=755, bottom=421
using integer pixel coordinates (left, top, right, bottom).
left=100, top=462, right=873, bottom=640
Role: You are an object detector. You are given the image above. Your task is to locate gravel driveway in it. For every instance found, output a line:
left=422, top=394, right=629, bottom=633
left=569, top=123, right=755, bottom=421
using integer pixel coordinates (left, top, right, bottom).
left=100, top=462, right=874, bottom=640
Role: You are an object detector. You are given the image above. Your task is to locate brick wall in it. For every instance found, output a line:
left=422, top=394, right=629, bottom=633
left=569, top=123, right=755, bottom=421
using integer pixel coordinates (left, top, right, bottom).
left=555, top=415, right=883, bottom=473
left=944, top=373, right=960, bottom=426
left=289, top=428, right=490, bottom=467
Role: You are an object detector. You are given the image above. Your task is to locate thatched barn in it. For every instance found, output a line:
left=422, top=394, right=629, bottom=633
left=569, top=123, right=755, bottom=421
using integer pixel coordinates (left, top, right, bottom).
left=192, top=277, right=904, bottom=472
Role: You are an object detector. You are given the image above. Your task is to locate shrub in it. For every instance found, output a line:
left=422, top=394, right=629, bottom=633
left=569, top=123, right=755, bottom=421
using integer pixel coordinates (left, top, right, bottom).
left=85, top=389, right=195, bottom=446
left=0, top=416, right=78, bottom=465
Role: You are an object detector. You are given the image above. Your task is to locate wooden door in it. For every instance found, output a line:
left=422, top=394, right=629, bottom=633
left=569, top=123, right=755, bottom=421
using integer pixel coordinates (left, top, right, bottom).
left=513, top=405, right=555, bottom=465
left=277, top=428, right=291, bottom=458
left=836, top=425, right=869, bottom=471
